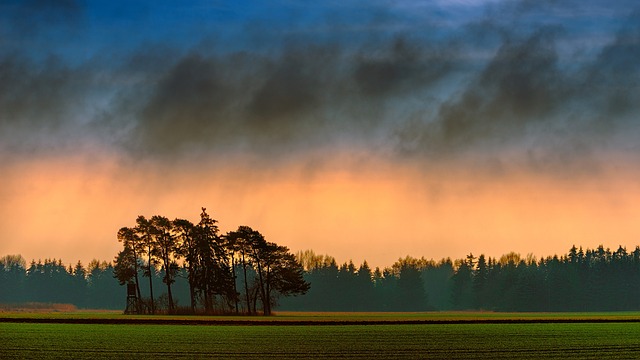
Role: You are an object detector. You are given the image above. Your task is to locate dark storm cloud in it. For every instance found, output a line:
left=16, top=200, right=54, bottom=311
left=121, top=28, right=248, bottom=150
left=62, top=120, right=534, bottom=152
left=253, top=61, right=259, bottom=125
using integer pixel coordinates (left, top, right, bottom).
left=585, top=12, right=640, bottom=116
left=125, top=34, right=456, bottom=158
left=127, top=47, right=335, bottom=156
left=130, top=53, right=239, bottom=154
left=0, top=55, right=98, bottom=156
left=397, top=27, right=567, bottom=153
left=243, top=45, right=335, bottom=143
left=2, top=0, right=639, bottom=173
left=444, top=28, right=562, bottom=147
left=395, top=7, right=640, bottom=174
left=352, top=36, right=455, bottom=97
left=0, top=0, right=92, bottom=157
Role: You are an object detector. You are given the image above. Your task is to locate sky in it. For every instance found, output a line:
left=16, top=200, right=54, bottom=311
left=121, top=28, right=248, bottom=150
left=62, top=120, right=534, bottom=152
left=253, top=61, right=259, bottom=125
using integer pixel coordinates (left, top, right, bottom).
left=1, top=0, right=640, bottom=269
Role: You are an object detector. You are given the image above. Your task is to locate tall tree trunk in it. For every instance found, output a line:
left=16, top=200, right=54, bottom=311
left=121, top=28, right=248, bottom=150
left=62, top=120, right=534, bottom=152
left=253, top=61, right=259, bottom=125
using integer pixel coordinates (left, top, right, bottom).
left=252, top=287, right=260, bottom=315
left=188, top=263, right=196, bottom=313
left=203, top=264, right=212, bottom=313
left=241, top=251, right=251, bottom=315
left=132, top=249, right=142, bottom=312
left=147, top=248, right=155, bottom=314
left=254, top=256, right=267, bottom=315
left=231, top=255, right=238, bottom=314
left=165, top=254, right=174, bottom=313
left=203, top=273, right=210, bottom=313
left=134, top=271, right=141, bottom=301
left=134, top=271, right=142, bottom=312
left=167, top=282, right=174, bottom=313
left=264, top=265, right=271, bottom=316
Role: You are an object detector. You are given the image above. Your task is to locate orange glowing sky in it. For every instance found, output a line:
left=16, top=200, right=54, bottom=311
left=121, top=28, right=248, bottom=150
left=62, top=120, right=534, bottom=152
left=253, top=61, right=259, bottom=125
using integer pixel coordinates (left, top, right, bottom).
left=2, top=151, right=639, bottom=269
left=2, top=0, right=640, bottom=268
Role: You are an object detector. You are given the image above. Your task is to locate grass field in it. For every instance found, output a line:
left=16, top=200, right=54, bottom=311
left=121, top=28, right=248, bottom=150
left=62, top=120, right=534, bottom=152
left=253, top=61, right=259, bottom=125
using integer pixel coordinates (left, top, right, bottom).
left=5, top=310, right=640, bottom=323
left=3, top=312, right=640, bottom=358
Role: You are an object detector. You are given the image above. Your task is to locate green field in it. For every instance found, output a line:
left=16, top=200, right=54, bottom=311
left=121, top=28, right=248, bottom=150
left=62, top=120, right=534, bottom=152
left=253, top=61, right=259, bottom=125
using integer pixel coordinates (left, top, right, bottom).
left=3, top=313, right=640, bottom=359
left=5, top=310, right=640, bottom=322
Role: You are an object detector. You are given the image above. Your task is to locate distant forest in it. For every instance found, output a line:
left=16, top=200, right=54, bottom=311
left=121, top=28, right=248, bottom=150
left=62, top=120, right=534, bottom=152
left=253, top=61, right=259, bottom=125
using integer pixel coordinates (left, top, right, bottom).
left=3, top=244, right=640, bottom=313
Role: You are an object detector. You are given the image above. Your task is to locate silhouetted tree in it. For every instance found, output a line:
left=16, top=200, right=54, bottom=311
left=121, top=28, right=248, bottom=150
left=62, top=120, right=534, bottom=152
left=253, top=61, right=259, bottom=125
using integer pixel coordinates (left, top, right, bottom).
left=72, top=261, right=87, bottom=306
left=116, top=227, right=143, bottom=302
left=173, top=218, right=197, bottom=312
left=87, top=259, right=120, bottom=309
left=151, top=215, right=179, bottom=313
left=397, top=262, right=428, bottom=311
left=422, top=258, right=454, bottom=310
left=113, top=248, right=137, bottom=286
left=473, top=254, right=488, bottom=309
left=451, top=255, right=474, bottom=310
left=193, top=208, right=232, bottom=312
left=135, top=215, right=156, bottom=314
left=355, top=261, right=375, bottom=310
left=228, top=226, right=263, bottom=314
left=0, top=254, right=26, bottom=303
left=223, top=230, right=243, bottom=314
left=256, top=242, right=309, bottom=315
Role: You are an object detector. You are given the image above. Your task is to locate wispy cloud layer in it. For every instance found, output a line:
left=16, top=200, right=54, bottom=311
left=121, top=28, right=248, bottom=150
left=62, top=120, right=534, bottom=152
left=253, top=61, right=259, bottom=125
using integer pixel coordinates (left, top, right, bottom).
left=1, top=0, right=639, bottom=175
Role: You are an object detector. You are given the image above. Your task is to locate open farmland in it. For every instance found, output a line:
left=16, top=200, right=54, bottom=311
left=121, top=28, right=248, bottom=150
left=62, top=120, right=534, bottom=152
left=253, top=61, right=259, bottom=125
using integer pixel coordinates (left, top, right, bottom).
left=3, top=313, right=640, bottom=359
left=4, top=310, right=640, bottom=323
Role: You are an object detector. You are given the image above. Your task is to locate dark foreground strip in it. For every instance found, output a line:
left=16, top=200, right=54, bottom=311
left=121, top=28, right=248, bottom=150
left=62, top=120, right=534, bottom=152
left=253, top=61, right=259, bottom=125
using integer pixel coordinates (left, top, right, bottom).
left=3, top=318, right=640, bottom=326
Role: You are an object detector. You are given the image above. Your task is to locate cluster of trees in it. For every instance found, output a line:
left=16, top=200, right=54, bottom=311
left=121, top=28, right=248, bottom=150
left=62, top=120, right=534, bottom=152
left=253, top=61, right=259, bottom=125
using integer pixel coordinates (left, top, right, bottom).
left=0, top=255, right=120, bottom=309
left=4, top=243, right=640, bottom=313
left=113, top=208, right=309, bottom=315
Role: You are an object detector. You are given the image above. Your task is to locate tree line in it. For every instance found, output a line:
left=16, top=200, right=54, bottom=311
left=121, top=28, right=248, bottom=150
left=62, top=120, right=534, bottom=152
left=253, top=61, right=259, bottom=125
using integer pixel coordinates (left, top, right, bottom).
left=446, top=245, right=640, bottom=311
left=0, top=255, right=120, bottom=309
left=4, top=242, right=640, bottom=312
left=113, top=208, right=310, bottom=315
left=282, top=245, right=640, bottom=312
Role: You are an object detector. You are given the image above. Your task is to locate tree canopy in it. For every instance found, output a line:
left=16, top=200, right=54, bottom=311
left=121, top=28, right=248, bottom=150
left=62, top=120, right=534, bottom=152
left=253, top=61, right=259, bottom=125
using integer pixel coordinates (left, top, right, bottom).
left=113, top=208, right=310, bottom=315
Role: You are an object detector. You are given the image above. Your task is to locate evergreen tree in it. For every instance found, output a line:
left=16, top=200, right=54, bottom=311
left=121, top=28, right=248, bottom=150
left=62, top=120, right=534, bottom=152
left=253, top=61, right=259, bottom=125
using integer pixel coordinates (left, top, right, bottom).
left=151, top=215, right=179, bottom=313
left=116, top=227, right=143, bottom=303
left=135, top=215, right=157, bottom=314
left=173, top=218, right=197, bottom=312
